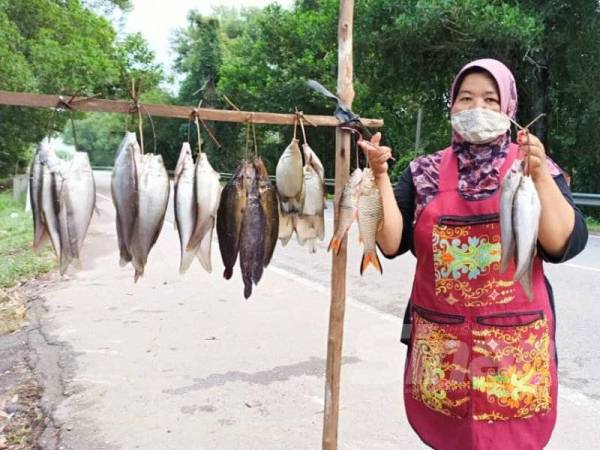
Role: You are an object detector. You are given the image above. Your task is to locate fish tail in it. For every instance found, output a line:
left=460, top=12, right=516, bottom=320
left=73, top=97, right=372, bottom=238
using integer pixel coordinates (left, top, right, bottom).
left=134, top=269, right=143, bottom=283
left=243, top=281, right=252, bottom=299
left=360, top=250, right=382, bottom=275
left=328, top=235, right=342, bottom=254
left=179, top=250, right=195, bottom=274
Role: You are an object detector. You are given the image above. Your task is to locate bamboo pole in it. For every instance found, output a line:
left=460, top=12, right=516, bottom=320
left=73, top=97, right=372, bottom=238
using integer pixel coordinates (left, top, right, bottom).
left=323, top=1, right=354, bottom=449
left=0, top=90, right=382, bottom=128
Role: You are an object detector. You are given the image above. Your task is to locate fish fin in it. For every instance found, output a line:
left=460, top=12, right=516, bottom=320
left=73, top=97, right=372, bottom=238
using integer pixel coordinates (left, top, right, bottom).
left=179, top=249, right=196, bottom=274
left=328, top=235, right=343, bottom=255
left=196, top=226, right=213, bottom=273
left=33, top=226, right=50, bottom=253
left=187, top=219, right=211, bottom=251
left=315, top=215, right=325, bottom=241
left=244, top=283, right=252, bottom=299
left=360, top=250, right=382, bottom=275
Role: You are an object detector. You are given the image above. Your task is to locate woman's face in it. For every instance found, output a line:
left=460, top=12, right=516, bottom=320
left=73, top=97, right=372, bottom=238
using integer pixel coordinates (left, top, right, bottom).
left=451, top=72, right=501, bottom=114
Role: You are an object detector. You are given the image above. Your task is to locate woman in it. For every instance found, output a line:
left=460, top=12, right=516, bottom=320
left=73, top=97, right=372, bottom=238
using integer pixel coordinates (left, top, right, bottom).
left=358, top=59, right=588, bottom=450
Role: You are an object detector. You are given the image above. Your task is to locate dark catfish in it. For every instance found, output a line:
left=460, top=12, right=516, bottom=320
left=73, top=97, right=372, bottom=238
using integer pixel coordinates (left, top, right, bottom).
left=239, top=163, right=266, bottom=299
left=254, top=156, right=279, bottom=267
left=217, top=161, right=248, bottom=280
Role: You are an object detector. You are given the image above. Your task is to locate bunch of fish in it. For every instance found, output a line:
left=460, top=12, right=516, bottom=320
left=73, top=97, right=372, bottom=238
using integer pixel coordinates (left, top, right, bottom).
left=328, top=167, right=384, bottom=275
left=111, top=132, right=170, bottom=282
left=173, top=143, right=222, bottom=274
left=276, top=139, right=326, bottom=252
left=499, top=159, right=541, bottom=299
left=217, top=157, right=279, bottom=299
left=30, top=142, right=96, bottom=275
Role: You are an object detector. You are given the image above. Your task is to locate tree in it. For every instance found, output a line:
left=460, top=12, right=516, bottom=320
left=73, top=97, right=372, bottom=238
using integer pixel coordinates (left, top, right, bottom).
left=0, top=0, right=162, bottom=176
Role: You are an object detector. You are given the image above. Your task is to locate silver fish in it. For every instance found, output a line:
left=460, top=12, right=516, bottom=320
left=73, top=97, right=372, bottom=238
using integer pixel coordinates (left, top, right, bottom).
left=276, top=138, right=304, bottom=213
left=129, top=153, right=170, bottom=281
left=357, top=169, right=383, bottom=275
left=57, top=152, right=96, bottom=274
left=328, top=168, right=363, bottom=254
left=187, top=152, right=221, bottom=273
left=499, top=160, right=523, bottom=273
left=39, top=145, right=63, bottom=260
left=296, top=159, right=325, bottom=253
left=513, top=175, right=541, bottom=299
left=30, top=144, right=49, bottom=252
left=174, top=143, right=198, bottom=273
left=111, top=132, right=140, bottom=266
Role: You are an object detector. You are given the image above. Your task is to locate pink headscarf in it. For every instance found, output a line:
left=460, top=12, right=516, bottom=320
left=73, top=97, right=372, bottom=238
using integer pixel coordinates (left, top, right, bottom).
left=450, top=58, right=518, bottom=119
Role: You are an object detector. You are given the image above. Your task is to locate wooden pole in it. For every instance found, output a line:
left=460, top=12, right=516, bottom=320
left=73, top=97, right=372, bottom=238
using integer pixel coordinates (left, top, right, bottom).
left=0, top=90, right=382, bottom=128
left=323, top=1, right=354, bottom=449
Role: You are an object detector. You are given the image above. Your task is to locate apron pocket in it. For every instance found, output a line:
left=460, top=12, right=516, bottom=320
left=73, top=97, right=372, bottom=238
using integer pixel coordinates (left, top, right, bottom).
left=407, top=306, right=470, bottom=418
left=432, top=213, right=515, bottom=307
left=471, top=311, right=552, bottom=422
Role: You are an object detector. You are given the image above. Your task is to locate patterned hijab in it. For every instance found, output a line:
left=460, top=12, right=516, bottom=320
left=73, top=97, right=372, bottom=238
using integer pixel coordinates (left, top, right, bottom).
left=450, top=58, right=517, bottom=199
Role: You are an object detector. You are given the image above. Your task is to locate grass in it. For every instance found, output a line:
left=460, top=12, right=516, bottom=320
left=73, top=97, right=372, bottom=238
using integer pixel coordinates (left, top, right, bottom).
left=0, top=192, right=55, bottom=289
left=587, top=216, right=600, bottom=235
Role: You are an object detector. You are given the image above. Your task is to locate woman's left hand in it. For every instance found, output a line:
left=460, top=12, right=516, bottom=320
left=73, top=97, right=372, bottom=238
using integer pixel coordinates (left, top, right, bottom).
left=517, top=129, right=550, bottom=183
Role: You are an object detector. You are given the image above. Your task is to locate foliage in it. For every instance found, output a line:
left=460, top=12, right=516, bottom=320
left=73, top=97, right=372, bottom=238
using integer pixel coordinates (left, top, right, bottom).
left=0, top=192, right=54, bottom=289
left=0, top=0, right=162, bottom=177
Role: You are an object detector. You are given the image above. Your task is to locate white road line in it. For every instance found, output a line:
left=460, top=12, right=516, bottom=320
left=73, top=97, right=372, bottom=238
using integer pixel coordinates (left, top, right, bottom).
left=268, top=265, right=400, bottom=325
left=563, top=263, right=600, bottom=273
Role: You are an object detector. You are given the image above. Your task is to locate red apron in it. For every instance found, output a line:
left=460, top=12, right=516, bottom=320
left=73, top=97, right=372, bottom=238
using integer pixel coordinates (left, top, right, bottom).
left=404, top=144, right=557, bottom=450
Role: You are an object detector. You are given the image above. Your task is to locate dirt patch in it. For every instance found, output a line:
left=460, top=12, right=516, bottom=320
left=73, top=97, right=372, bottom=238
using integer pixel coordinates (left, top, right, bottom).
left=0, top=275, right=59, bottom=449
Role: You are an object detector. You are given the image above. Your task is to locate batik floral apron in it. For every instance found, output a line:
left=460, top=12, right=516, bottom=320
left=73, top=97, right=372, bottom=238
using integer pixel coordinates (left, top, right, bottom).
left=404, top=144, right=557, bottom=450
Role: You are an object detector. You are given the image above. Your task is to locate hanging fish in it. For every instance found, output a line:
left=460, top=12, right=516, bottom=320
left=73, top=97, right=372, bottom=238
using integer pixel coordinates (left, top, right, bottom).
left=129, top=153, right=170, bottom=281
left=296, top=145, right=325, bottom=253
left=39, top=145, right=63, bottom=260
left=56, top=152, right=96, bottom=274
left=187, top=152, right=222, bottom=272
left=217, top=161, right=248, bottom=279
left=499, top=159, right=523, bottom=273
left=357, top=169, right=383, bottom=275
left=254, top=156, right=279, bottom=267
left=275, top=138, right=304, bottom=213
left=328, top=168, right=363, bottom=255
left=513, top=174, right=541, bottom=299
left=278, top=208, right=295, bottom=246
left=239, top=162, right=266, bottom=299
left=173, top=143, right=198, bottom=273
left=111, top=132, right=141, bottom=267
left=30, top=144, right=49, bottom=252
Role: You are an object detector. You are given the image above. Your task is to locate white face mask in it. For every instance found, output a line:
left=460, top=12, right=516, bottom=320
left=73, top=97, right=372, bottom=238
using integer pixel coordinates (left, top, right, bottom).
left=450, top=108, right=511, bottom=144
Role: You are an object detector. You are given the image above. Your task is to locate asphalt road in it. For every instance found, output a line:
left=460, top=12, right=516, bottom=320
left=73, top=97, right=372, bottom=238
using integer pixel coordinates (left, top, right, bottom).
left=32, top=170, right=600, bottom=449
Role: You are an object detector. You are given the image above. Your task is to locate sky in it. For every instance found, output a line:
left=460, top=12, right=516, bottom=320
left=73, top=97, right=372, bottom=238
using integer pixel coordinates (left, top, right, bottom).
left=111, top=0, right=294, bottom=92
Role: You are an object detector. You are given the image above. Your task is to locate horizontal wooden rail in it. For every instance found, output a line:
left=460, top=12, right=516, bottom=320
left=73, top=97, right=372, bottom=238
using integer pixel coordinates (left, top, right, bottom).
left=0, top=90, right=384, bottom=128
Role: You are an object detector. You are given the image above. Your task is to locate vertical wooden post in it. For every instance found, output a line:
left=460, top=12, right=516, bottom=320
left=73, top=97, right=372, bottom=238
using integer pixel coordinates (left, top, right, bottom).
left=323, top=1, right=354, bottom=449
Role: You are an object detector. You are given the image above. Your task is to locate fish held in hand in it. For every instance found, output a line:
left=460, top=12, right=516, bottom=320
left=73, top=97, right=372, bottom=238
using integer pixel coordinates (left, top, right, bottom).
left=513, top=174, right=541, bottom=299
left=357, top=169, right=383, bottom=275
left=499, top=159, right=523, bottom=273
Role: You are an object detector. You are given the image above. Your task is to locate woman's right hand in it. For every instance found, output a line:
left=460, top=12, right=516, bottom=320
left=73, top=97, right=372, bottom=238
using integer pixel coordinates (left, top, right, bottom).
left=357, top=132, right=393, bottom=179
